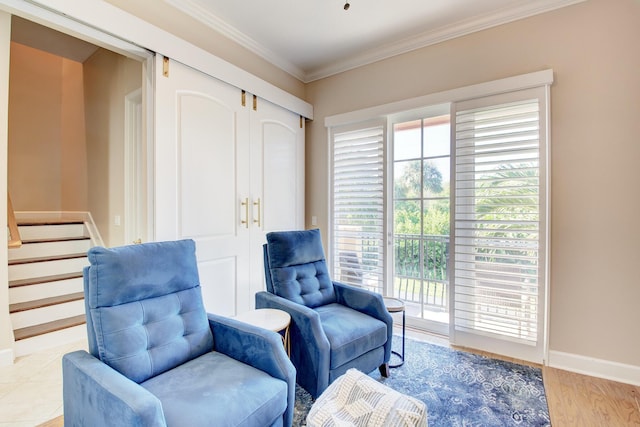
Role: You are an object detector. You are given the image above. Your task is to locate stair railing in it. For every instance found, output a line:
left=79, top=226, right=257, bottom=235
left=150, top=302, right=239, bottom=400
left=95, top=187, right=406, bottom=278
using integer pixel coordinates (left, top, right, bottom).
left=7, top=193, right=22, bottom=248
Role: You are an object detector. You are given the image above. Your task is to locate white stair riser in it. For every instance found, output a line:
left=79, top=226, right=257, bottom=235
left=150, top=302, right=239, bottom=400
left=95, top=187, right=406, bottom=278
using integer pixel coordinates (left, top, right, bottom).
left=9, top=277, right=84, bottom=304
left=17, top=223, right=87, bottom=241
left=9, top=257, right=88, bottom=281
left=13, top=325, right=87, bottom=358
left=10, top=299, right=85, bottom=329
left=8, top=239, right=91, bottom=261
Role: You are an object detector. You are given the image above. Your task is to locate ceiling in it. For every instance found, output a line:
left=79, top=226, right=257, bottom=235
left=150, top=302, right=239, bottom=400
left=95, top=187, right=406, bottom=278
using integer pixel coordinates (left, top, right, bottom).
left=164, top=0, right=584, bottom=82
left=11, top=16, right=99, bottom=63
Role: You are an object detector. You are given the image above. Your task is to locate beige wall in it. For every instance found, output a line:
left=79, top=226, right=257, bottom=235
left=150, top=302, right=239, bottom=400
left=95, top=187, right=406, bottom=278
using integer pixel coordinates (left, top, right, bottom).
left=306, top=0, right=640, bottom=367
left=8, top=42, right=87, bottom=211
left=84, top=48, right=142, bottom=247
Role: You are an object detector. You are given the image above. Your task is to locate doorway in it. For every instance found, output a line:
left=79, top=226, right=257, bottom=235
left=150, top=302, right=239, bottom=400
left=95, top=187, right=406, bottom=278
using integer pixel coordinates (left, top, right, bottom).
left=7, top=16, right=148, bottom=247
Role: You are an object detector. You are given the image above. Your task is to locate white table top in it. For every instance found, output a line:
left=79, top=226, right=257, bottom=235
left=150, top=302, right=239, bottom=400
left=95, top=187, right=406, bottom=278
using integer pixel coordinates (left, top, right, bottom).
left=233, top=308, right=291, bottom=332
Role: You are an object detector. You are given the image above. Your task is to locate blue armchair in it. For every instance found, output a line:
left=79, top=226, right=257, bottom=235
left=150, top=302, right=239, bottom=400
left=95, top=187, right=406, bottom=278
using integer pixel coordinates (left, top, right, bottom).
left=255, top=229, right=393, bottom=398
left=63, top=239, right=296, bottom=427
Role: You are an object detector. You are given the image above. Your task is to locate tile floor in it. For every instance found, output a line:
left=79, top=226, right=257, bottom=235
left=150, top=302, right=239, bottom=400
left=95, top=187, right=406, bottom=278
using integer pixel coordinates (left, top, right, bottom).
left=0, top=340, right=87, bottom=427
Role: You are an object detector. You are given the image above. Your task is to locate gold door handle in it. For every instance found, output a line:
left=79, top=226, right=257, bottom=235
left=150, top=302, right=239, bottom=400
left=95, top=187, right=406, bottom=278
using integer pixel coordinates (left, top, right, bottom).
left=241, top=198, right=249, bottom=228
left=253, top=198, right=261, bottom=227
left=133, top=238, right=142, bottom=244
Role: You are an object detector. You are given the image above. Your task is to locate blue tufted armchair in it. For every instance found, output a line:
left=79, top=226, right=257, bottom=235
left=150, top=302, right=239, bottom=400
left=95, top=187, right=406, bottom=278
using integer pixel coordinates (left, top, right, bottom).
left=255, top=229, right=393, bottom=399
left=62, top=239, right=296, bottom=427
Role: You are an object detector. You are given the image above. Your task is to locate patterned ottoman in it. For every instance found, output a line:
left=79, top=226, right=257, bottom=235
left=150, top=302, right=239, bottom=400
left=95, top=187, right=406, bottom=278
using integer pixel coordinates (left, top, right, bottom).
left=306, top=368, right=427, bottom=427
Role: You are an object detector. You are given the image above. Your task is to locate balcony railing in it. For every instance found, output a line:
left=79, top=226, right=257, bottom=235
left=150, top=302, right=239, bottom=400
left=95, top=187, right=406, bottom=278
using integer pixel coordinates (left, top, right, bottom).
left=394, top=233, right=449, bottom=312
left=334, top=232, right=450, bottom=316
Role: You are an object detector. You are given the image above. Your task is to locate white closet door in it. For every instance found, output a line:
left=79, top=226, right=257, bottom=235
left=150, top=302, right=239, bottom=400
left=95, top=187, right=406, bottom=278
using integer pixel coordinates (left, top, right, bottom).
left=249, top=98, right=305, bottom=296
left=154, top=55, right=251, bottom=316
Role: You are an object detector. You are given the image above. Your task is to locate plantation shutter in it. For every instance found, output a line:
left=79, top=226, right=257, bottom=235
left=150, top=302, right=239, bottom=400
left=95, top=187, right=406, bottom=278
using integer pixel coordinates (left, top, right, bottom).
left=330, top=122, right=385, bottom=293
left=452, top=87, right=549, bottom=363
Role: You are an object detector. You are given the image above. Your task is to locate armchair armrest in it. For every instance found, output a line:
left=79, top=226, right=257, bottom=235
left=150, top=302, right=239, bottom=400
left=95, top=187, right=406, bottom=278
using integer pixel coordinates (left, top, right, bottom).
left=63, top=350, right=166, bottom=427
left=255, top=291, right=331, bottom=394
left=207, top=312, right=295, bottom=382
left=255, top=291, right=330, bottom=354
left=333, top=282, right=393, bottom=324
left=207, top=312, right=296, bottom=427
left=333, top=282, right=394, bottom=363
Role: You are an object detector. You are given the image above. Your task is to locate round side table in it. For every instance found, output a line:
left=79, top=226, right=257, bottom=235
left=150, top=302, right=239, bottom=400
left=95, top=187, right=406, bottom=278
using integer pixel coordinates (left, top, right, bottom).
left=383, top=297, right=405, bottom=368
left=233, top=308, right=291, bottom=356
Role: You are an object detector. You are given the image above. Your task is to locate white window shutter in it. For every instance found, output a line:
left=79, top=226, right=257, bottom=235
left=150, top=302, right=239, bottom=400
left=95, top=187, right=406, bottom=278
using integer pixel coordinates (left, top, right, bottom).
left=330, top=123, right=385, bottom=293
left=452, top=87, right=549, bottom=363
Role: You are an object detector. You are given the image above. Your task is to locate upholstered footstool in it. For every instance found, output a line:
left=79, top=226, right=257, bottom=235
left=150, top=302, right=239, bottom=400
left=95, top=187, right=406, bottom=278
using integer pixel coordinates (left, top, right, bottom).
left=306, top=368, right=427, bottom=427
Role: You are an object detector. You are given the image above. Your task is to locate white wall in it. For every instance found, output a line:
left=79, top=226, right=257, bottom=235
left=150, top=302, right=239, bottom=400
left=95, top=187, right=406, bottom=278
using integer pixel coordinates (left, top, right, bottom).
left=305, top=0, right=640, bottom=373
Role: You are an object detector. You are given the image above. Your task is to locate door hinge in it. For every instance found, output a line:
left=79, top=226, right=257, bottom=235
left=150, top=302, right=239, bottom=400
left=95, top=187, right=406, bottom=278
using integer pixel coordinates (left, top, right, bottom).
left=253, top=94, right=257, bottom=111
left=162, top=56, right=170, bottom=77
left=241, top=90, right=246, bottom=107
left=300, top=115, right=304, bottom=129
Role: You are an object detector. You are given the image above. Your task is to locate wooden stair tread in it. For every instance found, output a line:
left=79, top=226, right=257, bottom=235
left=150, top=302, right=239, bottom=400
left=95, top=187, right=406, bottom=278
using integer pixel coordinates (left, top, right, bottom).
left=9, top=272, right=84, bottom=288
left=8, top=252, right=88, bottom=266
left=13, top=315, right=86, bottom=341
left=17, top=219, right=85, bottom=226
left=10, top=292, right=85, bottom=313
left=21, top=236, right=90, bottom=244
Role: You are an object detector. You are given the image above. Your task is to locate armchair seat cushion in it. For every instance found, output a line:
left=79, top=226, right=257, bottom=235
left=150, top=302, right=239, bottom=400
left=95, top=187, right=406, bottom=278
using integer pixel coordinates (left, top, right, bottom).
left=316, top=304, right=388, bottom=369
left=141, top=351, right=288, bottom=427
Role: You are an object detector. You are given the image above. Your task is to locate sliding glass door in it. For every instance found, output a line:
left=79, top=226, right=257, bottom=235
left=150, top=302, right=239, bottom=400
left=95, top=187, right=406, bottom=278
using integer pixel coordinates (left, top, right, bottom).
left=328, top=71, right=551, bottom=362
left=391, top=111, right=451, bottom=334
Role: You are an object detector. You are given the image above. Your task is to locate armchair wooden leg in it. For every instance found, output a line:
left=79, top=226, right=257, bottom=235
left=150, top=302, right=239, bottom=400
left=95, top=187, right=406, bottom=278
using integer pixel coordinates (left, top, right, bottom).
left=379, top=363, right=390, bottom=378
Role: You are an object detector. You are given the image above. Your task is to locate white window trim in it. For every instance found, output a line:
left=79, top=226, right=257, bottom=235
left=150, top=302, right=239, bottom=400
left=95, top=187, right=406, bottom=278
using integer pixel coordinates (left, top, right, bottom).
left=324, top=69, right=552, bottom=129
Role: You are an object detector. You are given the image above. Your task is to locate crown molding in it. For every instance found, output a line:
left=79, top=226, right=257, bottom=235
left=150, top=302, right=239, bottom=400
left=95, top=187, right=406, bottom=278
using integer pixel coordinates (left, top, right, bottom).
left=163, top=0, right=307, bottom=81
left=166, top=0, right=587, bottom=83
left=307, top=0, right=587, bottom=82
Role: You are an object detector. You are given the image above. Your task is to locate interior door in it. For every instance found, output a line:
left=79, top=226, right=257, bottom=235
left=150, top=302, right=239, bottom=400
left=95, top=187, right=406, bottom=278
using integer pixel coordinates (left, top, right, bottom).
left=154, top=55, right=251, bottom=316
left=248, top=97, right=305, bottom=296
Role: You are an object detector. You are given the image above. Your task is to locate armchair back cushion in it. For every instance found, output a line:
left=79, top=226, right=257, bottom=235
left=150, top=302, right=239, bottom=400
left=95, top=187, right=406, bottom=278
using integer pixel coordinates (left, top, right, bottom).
left=85, top=240, right=213, bottom=383
left=265, top=228, right=336, bottom=308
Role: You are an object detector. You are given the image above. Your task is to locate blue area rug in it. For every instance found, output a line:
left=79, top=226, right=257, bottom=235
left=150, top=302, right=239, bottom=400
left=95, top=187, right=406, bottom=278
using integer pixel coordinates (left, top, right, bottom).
left=293, top=337, right=550, bottom=426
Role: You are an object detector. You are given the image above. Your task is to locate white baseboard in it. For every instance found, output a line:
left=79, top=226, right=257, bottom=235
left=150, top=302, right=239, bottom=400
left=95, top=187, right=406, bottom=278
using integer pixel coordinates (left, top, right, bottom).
left=0, top=347, right=14, bottom=367
left=548, top=350, right=640, bottom=386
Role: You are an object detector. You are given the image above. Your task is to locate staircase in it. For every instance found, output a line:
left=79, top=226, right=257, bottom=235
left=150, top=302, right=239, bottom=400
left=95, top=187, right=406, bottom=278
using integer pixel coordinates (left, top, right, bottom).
left=8, top=217, right=96, bottom=357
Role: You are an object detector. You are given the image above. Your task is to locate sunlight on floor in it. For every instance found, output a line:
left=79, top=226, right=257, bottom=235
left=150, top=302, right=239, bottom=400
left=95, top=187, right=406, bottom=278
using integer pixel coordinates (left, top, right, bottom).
left=0, top=340, right=86, bottom=427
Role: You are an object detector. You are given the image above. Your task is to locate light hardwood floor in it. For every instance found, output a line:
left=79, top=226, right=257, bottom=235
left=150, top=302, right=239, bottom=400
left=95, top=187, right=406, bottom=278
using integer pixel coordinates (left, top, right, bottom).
left=544, top=366, right=640, bottom=426
left=35, top=331, right=640, bottom=426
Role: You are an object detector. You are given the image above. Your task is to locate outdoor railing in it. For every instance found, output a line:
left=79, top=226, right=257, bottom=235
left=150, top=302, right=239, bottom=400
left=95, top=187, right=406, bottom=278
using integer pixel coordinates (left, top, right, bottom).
left=394, top=233, right=449, bottom=311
